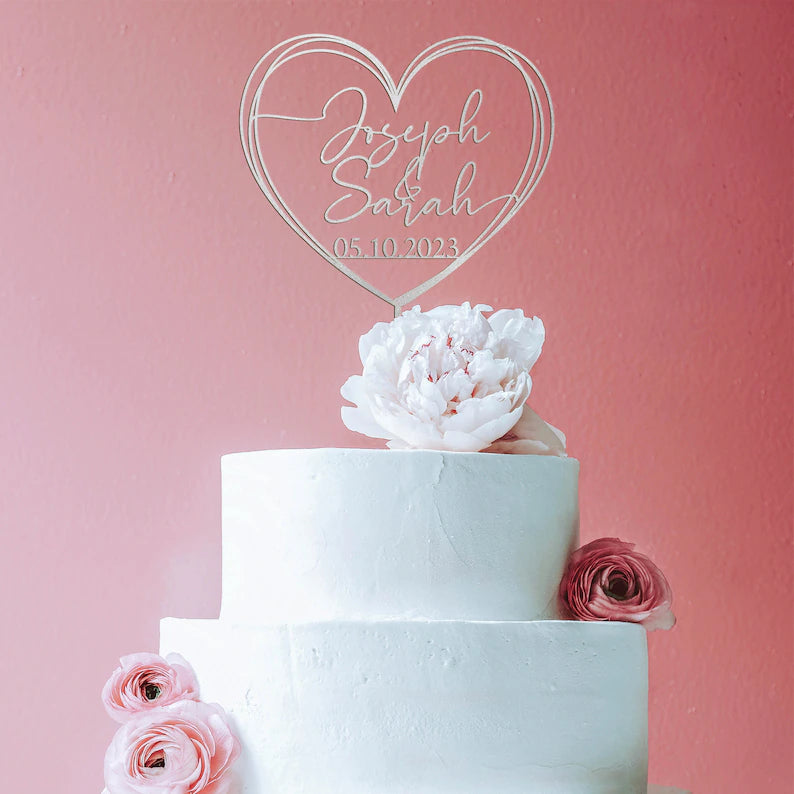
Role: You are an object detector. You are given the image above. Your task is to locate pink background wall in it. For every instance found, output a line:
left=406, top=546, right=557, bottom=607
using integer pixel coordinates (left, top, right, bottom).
left=1, top=2, right=791, bottom=792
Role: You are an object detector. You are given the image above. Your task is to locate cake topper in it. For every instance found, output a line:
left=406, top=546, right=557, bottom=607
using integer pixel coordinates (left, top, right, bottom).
left=241, top=35, right=553, bottom=316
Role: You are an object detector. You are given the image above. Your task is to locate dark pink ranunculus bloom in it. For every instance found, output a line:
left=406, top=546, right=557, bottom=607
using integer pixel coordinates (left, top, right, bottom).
left=103, top=700, right=240, bottom=794
left=102, top=652, right=200, bottom=723
left=560, top=537, right=675, bottom=631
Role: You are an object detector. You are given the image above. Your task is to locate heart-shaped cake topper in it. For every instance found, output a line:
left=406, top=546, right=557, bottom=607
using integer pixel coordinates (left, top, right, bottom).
left=241, top=35, right=553, bottom=316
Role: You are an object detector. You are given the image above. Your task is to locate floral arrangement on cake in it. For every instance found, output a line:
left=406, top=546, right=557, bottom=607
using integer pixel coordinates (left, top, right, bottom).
left=560, top=538, right=675, bottom=631
left=341, top=302, right=675, bottom=631
left=101, top=653, right=240, bottom=794
left=341, top=302, right=565, bottom=454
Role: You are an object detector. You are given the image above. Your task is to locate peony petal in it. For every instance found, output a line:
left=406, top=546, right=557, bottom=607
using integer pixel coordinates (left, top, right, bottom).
left=373, top=401, right=444, bottom=449
left=485, top=404, right=567, bottom=455
left=357, top=318, right=396, bottom=363
left=340, top=378, right=393, bottom=440
left=466, top=350, right=512, bottom=388
left=433, top=429, right=488, bottom=452
left=440, top=390, right=512, bottom=435
left=488, top=311, right=545, bottom=369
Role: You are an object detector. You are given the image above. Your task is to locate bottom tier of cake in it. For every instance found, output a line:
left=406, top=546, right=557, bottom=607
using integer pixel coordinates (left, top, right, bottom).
left=160, top=619, right=648, bottom=794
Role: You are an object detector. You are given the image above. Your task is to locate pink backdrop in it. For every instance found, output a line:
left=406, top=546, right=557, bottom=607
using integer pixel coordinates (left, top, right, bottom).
left=1, top=2, right=791, bottom=792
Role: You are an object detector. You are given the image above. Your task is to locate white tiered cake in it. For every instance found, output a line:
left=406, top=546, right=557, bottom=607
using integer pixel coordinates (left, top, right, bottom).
left=160, top=449, right=650, bottom=793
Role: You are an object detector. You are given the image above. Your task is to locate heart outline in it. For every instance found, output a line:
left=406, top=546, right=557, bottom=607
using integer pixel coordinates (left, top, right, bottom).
left=240, top=35, right=553, bottom=315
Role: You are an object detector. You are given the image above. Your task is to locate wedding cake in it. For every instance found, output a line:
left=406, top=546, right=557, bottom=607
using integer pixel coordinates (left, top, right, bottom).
left=102, top=304, right=678, bottom=794
left=160, top=448, right=649, bottom=793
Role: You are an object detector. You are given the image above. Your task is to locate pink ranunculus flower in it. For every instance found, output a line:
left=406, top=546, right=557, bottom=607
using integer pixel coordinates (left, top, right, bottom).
left=102, top=653, right=200, bottom=723
left=560, top=538, right=675, bottom=631
left=341, top=303, right=546, bottom=452
left=103, top=700, right=240, bottom=794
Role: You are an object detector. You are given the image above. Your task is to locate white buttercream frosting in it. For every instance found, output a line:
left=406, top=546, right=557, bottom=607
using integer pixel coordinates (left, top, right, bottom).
left=160, top=618, right=649, bottom=794
left=219, top=449, right=580, bottom=622
left=158, top=447, right=656, bottom=792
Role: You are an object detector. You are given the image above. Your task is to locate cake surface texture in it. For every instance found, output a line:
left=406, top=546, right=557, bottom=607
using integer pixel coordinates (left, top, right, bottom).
left=160, top=618, right=648, bottom=794
left=160, top=448, right=651, bottom=793
left=220, top=448, right=580, bottom=622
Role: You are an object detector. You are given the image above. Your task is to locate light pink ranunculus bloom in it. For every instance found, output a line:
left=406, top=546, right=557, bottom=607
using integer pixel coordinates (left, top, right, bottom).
left=341, top=303, right=546, bottom=452
left=103, top=700, right=240, bottom=794
left=559, top=538, right=675, bottom=631
left=102, top=653, right=200, bottom=723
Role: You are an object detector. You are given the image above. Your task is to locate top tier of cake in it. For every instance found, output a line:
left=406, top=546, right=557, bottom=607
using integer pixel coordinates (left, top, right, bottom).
left=220, top=448, right=579, bottom=622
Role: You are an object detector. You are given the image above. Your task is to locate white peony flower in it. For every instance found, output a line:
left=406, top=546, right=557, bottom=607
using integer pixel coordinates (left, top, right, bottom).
left=341, top=303, right=552, bottom=452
